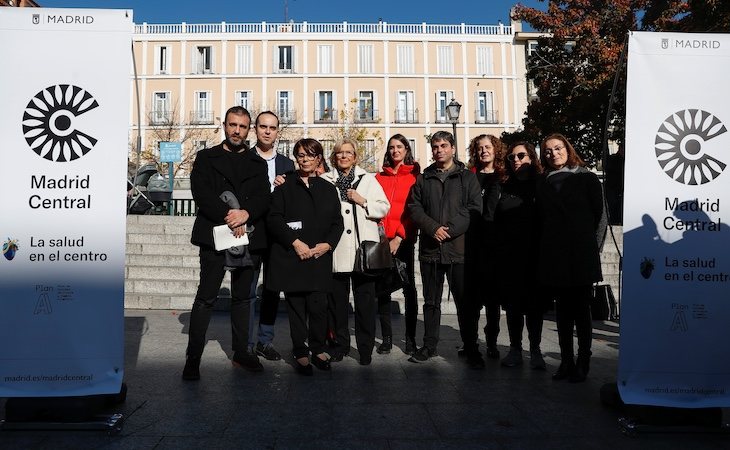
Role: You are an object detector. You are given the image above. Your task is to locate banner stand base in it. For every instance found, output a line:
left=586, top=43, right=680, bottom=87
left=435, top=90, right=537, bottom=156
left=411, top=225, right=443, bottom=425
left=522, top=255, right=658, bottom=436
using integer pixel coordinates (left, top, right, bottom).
left=618, top=417, right=730, bottom=437
left=0, top=413, right=125, bottom=436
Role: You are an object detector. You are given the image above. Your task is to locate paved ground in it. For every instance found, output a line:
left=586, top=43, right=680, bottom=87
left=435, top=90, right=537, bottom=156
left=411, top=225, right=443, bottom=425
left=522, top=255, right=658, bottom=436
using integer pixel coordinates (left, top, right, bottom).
left=1, top=308, right=728, bottom=449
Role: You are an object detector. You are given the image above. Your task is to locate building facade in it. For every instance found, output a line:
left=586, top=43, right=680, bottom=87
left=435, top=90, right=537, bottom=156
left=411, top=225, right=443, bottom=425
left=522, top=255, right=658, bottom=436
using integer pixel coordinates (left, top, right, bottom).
left=131, top=18, right=531, bottom=172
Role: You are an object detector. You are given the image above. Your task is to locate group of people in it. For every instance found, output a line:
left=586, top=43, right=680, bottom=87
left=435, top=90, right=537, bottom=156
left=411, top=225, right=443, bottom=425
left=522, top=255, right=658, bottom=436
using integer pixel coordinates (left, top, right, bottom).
left=182, top=106, right=606, bottom=383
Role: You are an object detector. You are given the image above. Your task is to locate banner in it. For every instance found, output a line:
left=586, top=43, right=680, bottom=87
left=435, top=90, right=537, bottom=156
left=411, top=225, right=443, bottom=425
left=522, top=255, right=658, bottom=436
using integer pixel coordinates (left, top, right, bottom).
left=620, top=31, right=730, bottom=407
left=0, top=9, right=131, bottom=396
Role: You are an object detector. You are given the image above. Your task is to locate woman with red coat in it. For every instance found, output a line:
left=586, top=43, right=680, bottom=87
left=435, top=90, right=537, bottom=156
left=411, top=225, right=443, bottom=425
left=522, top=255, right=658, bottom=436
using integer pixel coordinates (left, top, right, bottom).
left=374, top=134, right=420, bottom=355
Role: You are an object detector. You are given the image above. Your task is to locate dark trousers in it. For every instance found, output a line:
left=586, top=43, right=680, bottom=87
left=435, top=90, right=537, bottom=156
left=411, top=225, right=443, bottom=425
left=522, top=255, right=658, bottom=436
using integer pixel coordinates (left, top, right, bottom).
left=420, top=262, right=465, bottom=351
left=285, top=291, right=328, bottom=359
left=553, top=285, right=593, bottom=361
left=331, top=272, right=377, bottom=357
left=187, top=247, right=254, bottom=358
left=248, top=252, right=281, bottom=346
left=505, top=310, right=543, bottom=350
left=483, top=302, right=501, bottom=349
left=377, top=241, right=417, bottom=339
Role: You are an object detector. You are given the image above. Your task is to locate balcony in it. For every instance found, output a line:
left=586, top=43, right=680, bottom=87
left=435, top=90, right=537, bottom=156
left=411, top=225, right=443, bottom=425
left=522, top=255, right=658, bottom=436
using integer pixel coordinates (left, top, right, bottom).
left=314, top=109, right=338, bottom=123
left=354, top=108, right=379, bottom=123
left=190, top=110, right=214, bottom=125
left=278, top=109, right=297, bottom=124
left=474, top=110, right=499, bottom=124
left=394, top=109, right=419, bottom=124
left=434, top=110, right=451, bottom=124
left=150, top=110, right=172, bottom=125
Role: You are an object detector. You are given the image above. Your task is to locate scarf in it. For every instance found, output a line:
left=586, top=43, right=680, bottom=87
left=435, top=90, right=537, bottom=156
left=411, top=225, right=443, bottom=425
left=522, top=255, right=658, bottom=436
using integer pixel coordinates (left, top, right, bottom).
left=334, top=167, right=357, bottom=201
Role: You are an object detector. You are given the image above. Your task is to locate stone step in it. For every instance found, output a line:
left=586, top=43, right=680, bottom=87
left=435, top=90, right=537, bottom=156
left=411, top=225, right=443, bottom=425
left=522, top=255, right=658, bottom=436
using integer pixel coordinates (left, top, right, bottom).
left=126, top=254, right=200, bottom=268
left=126, top=243, right=198, bottom=256
left=127, top=233, right=192, bottom=245
left=127, top=265, right=200, bottom=280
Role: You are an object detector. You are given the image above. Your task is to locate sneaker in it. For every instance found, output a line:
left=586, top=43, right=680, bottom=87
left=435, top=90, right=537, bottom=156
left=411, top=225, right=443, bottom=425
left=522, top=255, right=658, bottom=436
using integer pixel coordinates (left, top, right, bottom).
left=466, top=351, right=485, bottom=369
left=376, top=336, right=392, bottom=354
left=405, top=336, right=417, bottom=356
left=485, top=346, right=500, bottom=359
left=411, top=346, right=437, bottom=362
left=501, top=347, right=523, bottom=367
left=182, top=356, right=201, bottom=381
left=255, top=342, right=282, bottom=361
left=232, top=352, right=264, bottom=372
left=530, top=349, right=546, bottom=370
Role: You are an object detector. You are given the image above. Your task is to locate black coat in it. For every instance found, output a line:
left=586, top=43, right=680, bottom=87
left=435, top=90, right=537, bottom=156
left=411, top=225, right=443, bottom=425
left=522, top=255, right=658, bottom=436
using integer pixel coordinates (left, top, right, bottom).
left=248, top=151, right=296, bottom=251
left=535, top=167, right=607, bottom=287
left=265, top=175, right=344, bottom=293
left=407, top=161, right=482, bottom=264
left=190, top=143, right=271, bottom=251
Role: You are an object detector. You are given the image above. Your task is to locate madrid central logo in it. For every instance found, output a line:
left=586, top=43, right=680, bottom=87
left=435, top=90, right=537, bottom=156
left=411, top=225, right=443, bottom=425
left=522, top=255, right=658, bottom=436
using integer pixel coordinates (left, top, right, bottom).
left=655, top=109, right=727, bottom=185
left=22, top=84, right=99, bottom=162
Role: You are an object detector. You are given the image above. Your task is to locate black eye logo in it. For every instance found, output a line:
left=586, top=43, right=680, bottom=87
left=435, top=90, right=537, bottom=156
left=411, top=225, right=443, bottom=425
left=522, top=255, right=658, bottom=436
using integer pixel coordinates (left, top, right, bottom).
left=655, top=109, right=727, bottom=185
left=22, top=85, right=99, bottom=162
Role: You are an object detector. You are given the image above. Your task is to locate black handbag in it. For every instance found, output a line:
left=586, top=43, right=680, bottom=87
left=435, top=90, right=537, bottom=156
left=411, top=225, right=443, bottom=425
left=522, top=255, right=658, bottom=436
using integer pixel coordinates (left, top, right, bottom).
left=352, top=203, right=392, bottom=274
left=375, top=257, right=409, bottom=296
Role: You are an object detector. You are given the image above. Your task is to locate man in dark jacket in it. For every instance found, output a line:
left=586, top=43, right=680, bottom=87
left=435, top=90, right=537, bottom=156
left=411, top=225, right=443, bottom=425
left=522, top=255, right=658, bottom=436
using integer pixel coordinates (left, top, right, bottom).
left=407, top=131, right=482, bottom=362
left=183, top=106, right=271, bottom=380
left=247, top=111, right=295, bottom=361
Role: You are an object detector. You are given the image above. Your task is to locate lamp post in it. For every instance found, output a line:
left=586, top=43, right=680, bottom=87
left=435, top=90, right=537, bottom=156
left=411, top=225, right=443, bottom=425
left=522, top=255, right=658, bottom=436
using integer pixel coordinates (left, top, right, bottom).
left=446, top=98, right=462, bottom=160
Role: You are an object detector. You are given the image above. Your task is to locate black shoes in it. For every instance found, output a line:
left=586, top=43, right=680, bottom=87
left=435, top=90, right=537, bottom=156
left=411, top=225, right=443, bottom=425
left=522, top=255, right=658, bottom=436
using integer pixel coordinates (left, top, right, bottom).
left=360, top=353, right=372, bottom=365
left=376, top=336, right=392, bottom=354
left=569, top=354, right=590, bottom=383
left=256, top=342, right=282, bottom=361
left=232, top=351, right=264, bottom=372
left=485, top=346, right=500, bottom=359
left=405, top=336, right=417, bottom=356
left=329, top=349, right=348, bottom=362
left=411, top=346, right=438, bottom=362
left=182, top=356, right=201, bottom=381
left=466, top=351, right=485, bottom=369
left=312, top=355, right=332, bottom=371
left=295, top=359, right=313, bottom=376
left=552, top=361, right=575, bottom=381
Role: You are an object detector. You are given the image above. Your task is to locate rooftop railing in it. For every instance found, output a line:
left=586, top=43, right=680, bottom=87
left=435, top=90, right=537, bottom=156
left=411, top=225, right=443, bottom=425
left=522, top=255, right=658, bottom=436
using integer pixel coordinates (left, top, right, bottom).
left=134, top=21, right=512, bottom=36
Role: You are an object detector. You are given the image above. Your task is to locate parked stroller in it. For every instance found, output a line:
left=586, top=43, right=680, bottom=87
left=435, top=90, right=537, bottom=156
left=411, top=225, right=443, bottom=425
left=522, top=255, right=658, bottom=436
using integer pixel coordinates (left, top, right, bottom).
left=127, top=165, right=172, bottom=215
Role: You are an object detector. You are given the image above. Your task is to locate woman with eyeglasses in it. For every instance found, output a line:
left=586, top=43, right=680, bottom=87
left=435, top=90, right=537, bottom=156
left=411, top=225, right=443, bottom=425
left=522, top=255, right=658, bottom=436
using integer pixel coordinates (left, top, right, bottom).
left=462, top=134, right=505, bottom=368
left=266, top=138, right=344, bottom=376
left=322, top=139, right=390, bottom=365
left=536, top=133, right=606, bottom=383
left=374, top=134, right=420, bottom=355
left=495, top=142, right=547, bottom=369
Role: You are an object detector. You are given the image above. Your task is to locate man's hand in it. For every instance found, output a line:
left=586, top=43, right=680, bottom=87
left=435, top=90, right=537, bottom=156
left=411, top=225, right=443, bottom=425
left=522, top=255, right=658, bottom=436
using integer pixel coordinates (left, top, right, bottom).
left=292, top=239, right=312, bottom=260
left=311, top=242, right=332, bottom=259
left=273, top=174, right=287, bottom=187
left=433, top=226, right=451, bottom=242
left=389, top=236, right=402, bottom=255
left=225, top=209, right=250, bottom=228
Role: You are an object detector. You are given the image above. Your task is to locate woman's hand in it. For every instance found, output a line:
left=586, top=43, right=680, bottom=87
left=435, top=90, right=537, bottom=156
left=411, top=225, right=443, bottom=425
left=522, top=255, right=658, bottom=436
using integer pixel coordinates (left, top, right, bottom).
left=389, top=236, right=402, bottom=255
left=311, top=242, right=332, bottom=259
left=292, top=239, right=312, bottom=260
left=232, top=225, right=246, bottom=238
left=346, top=189, right=366, bottom=207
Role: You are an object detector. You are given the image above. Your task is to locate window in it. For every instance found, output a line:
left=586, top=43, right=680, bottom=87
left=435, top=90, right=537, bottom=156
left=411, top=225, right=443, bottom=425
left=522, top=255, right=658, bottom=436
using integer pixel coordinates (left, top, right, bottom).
left=278, top=91, right=294, bottom=123
left=276, top=45, right=294, bottom=73
left=395, top=91, right=416, bottom=123
left=235, top=91, right=252, bottom=110
left=194, top=140, right=208, bottom=151
left=316, top=91, right=336, bottom=122
left=320, top=139, right=335, bottom=162
left=437, top=45, right=454, bottom=75
left=475, top=91, right=497, bottom=124
left=277, top=140, right=292, bottom=158
left=151, top=92, right=170, bottom=124
left=361, top=139, right=378, bottom=172
left=193, top=91, right=213, bottom=124
left=317, top=44, right=333, bottom=74
left=235, top=44, right=253, bottom=74
left=358, top=44, right=373, bottom=73
left=194, top=46, right=213, bottom=74
left=476, top=46, right=494, bottom=75
left=435, top=90, right=455, bottom=123
left=155, top=45, right=171, bottom=74
left=356, top=91, right=375, bottom=122
left=396, top=45, right=414, bottom=74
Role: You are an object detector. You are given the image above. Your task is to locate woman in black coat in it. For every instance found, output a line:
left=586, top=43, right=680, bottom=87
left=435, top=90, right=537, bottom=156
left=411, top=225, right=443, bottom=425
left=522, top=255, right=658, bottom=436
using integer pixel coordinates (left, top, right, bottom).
left=495, top=142, right=546, bottom=369
left=536, top=133, right=606, bottom=383
left=266, top=139, right=344, bottom=375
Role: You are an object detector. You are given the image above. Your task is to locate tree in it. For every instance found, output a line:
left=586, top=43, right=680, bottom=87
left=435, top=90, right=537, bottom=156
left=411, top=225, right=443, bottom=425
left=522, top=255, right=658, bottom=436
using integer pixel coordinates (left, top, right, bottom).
left=325, top=98, right=384, bottom=172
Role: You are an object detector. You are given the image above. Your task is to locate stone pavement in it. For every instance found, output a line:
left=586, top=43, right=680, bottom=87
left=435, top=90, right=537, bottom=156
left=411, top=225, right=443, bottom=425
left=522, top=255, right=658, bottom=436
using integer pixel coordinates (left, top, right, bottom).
left=1, top=309, right=728, bottom=449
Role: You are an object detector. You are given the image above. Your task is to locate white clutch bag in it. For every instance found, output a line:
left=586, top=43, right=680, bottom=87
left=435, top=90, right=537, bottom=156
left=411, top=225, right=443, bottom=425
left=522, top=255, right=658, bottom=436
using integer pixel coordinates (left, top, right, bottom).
left=213, top=224, right=249, bottom=251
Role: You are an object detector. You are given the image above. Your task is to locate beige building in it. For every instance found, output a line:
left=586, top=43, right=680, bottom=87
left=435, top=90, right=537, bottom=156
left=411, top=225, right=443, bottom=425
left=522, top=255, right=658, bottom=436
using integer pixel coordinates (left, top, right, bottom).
left=131, top=17, right=532, bottom=172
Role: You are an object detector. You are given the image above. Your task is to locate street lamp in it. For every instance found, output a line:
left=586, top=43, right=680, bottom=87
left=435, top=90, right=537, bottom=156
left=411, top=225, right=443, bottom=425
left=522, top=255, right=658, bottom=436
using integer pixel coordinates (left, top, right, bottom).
left=445, top=98, right=462, bottom=160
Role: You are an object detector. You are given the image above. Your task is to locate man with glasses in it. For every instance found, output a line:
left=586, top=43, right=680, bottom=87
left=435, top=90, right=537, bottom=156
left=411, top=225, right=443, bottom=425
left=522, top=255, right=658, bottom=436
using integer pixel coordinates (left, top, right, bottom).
left=247, top=111, right=295, bottom=361
left=407, top=131, right=482, bottom=362
left=183, top=106, right=271, bottom=380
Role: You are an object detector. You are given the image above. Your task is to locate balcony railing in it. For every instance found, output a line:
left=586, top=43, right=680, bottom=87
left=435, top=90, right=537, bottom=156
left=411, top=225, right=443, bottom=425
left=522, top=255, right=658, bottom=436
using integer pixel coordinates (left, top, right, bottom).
left=150, top=110, right=172, bottom=125
left=278, top=109, right=297, bottom=124
left=190, top=110, right=215, bottom=124
left=434, top=110, right=451, bottom=124
left=314, top=109, right=338, bottom=123
left=474, top=110, right=499, bottom=124
left=135, top=22, right=512, bottom=36
left=354, top=109, right=379, bottom=123
left=394, top=109, right=419, bottom=124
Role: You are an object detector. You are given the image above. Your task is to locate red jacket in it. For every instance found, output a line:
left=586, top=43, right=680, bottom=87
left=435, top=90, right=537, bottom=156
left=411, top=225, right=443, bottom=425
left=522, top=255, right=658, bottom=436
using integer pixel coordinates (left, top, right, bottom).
left=375, top=164, right=418, bottom=240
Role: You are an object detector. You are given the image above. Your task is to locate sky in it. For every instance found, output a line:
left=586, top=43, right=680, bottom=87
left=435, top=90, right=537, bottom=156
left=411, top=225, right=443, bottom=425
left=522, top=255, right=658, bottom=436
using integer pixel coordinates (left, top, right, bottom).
left=39, top=0, right=545, bottom=25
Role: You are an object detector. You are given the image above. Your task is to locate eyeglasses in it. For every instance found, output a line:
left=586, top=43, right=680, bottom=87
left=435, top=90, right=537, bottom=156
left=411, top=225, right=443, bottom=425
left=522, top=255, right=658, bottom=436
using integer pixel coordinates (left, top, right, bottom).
left=544, top=145, right=566, bottom=154
left=295, top=153, right=319, bottom=161
left=334, top=150, right=355, bottom=157
left=507, top=152, right=528, bottom=162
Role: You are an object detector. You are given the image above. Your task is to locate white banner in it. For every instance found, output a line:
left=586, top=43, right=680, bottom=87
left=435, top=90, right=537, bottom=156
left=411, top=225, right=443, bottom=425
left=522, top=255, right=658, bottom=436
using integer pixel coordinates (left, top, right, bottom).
left=620, top=31, right=730, bottom=407
left=0, top=8, right=131, bottom=396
